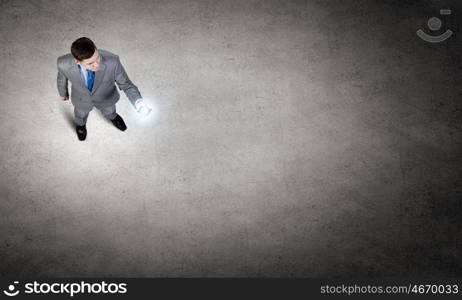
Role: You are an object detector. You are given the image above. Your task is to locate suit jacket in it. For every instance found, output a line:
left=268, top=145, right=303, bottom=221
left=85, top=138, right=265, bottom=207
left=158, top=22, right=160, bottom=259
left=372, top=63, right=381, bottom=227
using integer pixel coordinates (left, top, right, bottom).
left=56, top=49, right=142, bottom=110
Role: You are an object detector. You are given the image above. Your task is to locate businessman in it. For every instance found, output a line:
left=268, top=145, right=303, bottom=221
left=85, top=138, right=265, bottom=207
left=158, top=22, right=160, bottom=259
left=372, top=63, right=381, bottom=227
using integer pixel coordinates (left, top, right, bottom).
left=57, top=37, right=146, bottom=141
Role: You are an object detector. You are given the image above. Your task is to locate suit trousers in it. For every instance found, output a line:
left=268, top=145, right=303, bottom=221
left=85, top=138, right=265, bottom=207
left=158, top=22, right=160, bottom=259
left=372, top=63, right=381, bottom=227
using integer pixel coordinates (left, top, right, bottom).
left=74, top=104, right=117, bottom=126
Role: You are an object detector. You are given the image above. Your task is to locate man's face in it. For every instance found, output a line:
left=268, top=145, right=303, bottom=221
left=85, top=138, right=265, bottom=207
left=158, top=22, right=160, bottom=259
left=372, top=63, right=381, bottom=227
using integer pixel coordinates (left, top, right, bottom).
left=76, top=49, right=100, bottom=71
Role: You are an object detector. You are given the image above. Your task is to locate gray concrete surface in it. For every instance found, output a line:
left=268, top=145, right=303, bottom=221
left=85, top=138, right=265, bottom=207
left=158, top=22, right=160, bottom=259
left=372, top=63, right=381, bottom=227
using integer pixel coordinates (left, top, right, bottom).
left=0, top=0, right=461, bottom=277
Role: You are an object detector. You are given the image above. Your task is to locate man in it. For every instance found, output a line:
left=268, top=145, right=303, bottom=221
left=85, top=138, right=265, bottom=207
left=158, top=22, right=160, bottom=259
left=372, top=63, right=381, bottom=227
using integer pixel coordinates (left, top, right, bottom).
left=57, top=37, right=147, bottom=141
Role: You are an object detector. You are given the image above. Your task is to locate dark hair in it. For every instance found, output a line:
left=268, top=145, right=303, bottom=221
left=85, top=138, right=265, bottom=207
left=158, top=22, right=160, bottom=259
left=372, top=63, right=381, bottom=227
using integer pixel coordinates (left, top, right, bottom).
left=71, top=37, right=97, bottom=61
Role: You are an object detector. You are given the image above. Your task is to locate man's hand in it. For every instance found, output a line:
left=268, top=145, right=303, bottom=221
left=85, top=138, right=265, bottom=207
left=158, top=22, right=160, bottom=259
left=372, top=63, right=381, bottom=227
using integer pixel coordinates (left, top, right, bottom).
left=134, top=98, right=152, bottom=116
left=60, top=96, right=69, bottom=101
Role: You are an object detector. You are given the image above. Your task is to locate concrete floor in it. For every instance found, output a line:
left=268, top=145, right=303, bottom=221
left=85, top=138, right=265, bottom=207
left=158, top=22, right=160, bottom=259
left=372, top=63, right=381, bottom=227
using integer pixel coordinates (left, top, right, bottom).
left=0, top=0, right=461, bottom=277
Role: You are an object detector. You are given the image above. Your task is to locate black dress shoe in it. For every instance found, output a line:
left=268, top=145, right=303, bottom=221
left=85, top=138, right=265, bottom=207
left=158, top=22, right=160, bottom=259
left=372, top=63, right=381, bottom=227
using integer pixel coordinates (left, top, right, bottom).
left=110, top=114, right=127, bottom=131
left=76, top=125, right=87, bottom=141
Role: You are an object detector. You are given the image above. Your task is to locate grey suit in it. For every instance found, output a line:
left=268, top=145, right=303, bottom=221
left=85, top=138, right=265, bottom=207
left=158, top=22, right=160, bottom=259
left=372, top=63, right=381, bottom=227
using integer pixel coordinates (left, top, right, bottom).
left=57, top=49, right=142, bottom=126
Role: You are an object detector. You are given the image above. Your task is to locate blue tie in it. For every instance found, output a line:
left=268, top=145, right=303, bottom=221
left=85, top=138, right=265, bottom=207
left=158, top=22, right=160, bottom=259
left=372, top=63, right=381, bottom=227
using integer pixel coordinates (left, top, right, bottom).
left=86, top=69, right=95, bottom=91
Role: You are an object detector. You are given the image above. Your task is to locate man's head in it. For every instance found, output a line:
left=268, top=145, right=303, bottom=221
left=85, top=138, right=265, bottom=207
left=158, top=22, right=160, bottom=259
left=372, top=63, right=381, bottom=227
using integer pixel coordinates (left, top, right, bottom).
left=71, top=37, right=100, bottom=71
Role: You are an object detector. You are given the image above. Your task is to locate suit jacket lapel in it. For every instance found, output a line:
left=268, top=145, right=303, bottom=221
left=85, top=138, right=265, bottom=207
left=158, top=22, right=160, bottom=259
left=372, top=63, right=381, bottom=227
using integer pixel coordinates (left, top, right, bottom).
left=90, top=55, right=106, bottom=95
left=69, top=63, right=88, bottom=91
